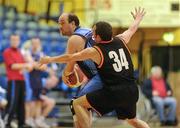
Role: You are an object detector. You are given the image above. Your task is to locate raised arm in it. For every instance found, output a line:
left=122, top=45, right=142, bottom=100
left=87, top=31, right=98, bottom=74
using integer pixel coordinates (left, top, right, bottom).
left=116, top=7, right=146, bottom=44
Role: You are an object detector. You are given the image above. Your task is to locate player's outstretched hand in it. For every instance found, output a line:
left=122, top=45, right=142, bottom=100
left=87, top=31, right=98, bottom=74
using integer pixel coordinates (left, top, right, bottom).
left=131, top=7, right=146, bottom=21
left=38, top=56, right=51, bottom=67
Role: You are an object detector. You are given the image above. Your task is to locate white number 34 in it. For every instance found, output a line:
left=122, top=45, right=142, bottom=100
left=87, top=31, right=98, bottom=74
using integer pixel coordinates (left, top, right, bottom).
left=108, top=49, right=129, bottom=72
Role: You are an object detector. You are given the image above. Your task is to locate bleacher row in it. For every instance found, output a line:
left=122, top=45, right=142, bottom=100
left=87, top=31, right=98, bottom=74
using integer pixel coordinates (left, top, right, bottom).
left=0, top=5, right=79, bottom=97
left=0, top=5, right=68, bottom=62
left=0, top=6, right=77, bottom=125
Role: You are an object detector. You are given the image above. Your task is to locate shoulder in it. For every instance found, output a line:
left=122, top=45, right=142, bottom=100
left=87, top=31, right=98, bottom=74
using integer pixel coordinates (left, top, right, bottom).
left=68, top=35, right=85, bottom=45
left=67, top=35, right=86, bottom=52
left=114, top=36, right=126, bottom=43
left=3, top=48, right=10, bottom=55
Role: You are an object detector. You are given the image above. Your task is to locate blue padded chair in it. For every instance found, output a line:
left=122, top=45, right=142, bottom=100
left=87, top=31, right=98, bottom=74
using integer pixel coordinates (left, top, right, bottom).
left=50, top=32, right=60, bottom=41
left=27, top=21, right=38, bottom=31
left=2, top=29, right=12, bottom=39
left=38, top=31, right=50, bottom=41
left=26, top=30, right=38, bottom=39
left=16, top=13, right=29, bottom=22
left=1, top=39, right=10, bottom=50
left=5, top=10, right=16, bottom=21
left=15, top=21, right=26, bottom=30
left=3, top=20, right=14, bottom=30
left=38, top=24, right=50, bottom=32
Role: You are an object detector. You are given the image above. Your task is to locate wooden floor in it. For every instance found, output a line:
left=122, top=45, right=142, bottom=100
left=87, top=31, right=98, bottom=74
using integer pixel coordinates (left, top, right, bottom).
left=50, top=117, right=179, bottom=128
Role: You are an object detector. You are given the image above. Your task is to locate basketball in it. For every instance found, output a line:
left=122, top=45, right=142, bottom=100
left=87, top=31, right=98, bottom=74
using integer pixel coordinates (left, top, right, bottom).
left=67, top=65, right=85, bottom=88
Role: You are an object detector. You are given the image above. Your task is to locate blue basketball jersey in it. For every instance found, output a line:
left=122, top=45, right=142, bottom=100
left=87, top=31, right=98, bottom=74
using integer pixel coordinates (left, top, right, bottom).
left=73, top=27, right=97, bottom=79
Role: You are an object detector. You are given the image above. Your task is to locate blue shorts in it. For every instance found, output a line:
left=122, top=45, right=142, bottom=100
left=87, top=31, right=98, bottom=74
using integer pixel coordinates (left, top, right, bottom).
left=24, top=72, right=33, bottom=102
left=77, top=74, right=103, bottom=97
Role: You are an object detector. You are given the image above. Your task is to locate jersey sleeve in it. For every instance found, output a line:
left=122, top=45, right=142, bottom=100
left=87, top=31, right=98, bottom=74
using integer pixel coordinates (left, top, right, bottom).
left=93, top=46, right=104, bottom=68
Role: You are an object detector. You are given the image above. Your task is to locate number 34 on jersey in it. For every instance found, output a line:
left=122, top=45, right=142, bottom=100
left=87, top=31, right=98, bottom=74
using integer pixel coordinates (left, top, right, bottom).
left=108, top=48, right=129, bottom=72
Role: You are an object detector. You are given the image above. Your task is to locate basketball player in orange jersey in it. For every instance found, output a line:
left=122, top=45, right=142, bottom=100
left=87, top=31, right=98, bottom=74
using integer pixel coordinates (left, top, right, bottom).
left=39, top=7, right=150, bottom=128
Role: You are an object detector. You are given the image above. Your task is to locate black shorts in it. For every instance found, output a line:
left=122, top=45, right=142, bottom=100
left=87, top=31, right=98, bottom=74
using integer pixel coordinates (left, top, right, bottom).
left=86, top=85, right=138, bottom=119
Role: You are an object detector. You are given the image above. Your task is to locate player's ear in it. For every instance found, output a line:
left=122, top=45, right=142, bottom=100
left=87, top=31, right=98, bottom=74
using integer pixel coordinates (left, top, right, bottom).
left=96, top=35, right=102, bottom=42
left=71, top=21, right=75, bottom=26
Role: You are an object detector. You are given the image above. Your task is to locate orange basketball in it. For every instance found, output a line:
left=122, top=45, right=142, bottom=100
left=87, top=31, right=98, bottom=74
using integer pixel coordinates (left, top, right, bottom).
left=68, top=65, right=85, bottom=88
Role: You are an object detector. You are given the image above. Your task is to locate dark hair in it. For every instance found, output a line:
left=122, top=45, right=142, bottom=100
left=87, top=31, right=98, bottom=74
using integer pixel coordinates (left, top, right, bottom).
left=95, top=21, right=112, bottom=41
left=68, top=13, right=80, bottom=26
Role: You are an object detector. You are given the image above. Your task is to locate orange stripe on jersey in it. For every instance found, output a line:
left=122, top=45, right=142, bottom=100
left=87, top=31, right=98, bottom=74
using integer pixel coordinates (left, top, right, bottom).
left=119, top=37, right=131, bottom=55
left=93, top=46, right=104, bottom=68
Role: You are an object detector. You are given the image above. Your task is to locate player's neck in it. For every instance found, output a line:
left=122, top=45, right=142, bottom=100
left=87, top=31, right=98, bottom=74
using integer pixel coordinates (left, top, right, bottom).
left=99, top=38, right=113, bottom=44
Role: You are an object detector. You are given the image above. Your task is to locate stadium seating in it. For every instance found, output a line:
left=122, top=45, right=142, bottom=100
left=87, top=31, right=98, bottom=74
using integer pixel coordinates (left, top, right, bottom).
left=0, top=6, right=77, bottom=125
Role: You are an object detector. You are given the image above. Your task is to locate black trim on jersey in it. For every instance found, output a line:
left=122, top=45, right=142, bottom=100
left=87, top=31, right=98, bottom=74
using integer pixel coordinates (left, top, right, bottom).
left=74, top=26, right=80, bottom=32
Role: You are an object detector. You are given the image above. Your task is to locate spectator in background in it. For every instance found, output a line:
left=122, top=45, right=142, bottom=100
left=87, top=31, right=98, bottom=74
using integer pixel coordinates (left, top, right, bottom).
left=142, top=66, right=177, bottom=126
left=3, top=34, right=33, bottom=128
left=24, top=38, right=56, bottom=128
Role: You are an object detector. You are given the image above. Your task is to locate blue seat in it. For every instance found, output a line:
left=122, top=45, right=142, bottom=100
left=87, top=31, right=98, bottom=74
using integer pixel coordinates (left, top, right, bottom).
left=15, top=21, right=26, bottom=30
left=50, top=42, right=66, bottom=54
left=2, top=29, right=12, bottom=39
left=27, top=21, right=38, bottom=31
left=16, top=13, right=29, bottom=22
left=38, top=24, right=50, bottom=32
left=1, top=39, right=10, bottom=49
left=5, top=10, right=16, bottom=21
left=57, top=36, right=67, bottom=43
left=26, top=30, right=38, bottom=39
left=49, top=25, right=59, bottom=33
left=42, top=42, right=51, bottom=55
left=3, top=20, right=14, bottom=30
left=38, top=31, right=50, bottom=41
left=50, top=32, right=60, bottom=41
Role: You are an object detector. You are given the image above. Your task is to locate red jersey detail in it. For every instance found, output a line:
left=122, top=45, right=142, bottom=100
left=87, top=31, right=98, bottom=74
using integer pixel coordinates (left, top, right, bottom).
left=3, top=48, right=25, bottom=81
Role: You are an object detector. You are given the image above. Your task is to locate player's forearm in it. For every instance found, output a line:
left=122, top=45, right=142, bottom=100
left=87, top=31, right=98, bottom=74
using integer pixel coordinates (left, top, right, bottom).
left=11, top=63, right=29, bottom=70
left=128, top=18, right=142, bottom=35
left=49, top=54, right=73, bottom=63
left=64, top=62, right=76, bottom=74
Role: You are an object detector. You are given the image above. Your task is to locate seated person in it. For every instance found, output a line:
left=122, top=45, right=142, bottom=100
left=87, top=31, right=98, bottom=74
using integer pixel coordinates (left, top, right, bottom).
left=142, top=66, right=177, bottom=126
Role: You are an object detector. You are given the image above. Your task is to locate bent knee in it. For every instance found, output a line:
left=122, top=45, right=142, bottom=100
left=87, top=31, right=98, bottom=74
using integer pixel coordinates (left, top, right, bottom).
left=44, top=98, right=56, bottom=106
left=73, top=99, right=79, bottom=107
left=127, top=118, right=136, bottom=123
left=50, top=99, right=56, bottom=106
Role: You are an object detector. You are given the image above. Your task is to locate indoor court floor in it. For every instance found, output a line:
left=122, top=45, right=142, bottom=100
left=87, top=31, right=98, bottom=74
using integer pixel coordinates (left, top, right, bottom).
left=49, top=117, right=179, bottom=128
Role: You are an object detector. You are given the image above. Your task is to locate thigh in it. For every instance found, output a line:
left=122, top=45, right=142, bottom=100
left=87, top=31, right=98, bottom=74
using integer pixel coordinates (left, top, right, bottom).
left=78, top=74, right=103, bottom=97
left=152, top=96, right=164, bottom=105
left=164, top=97, right=177, bottom=106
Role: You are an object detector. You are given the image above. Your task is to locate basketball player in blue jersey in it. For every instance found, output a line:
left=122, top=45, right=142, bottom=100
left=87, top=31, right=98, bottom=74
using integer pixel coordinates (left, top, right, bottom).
left=39, top=7, right=150, bottom=128
left=58, top=13, right=102, bottom=96
left=58, top=13, right=103, bottom=125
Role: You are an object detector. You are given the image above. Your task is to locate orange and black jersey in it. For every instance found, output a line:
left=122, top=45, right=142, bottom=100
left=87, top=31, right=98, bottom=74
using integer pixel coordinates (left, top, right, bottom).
left=93, top=37, right=135, bottom=88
